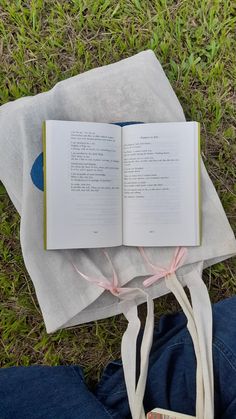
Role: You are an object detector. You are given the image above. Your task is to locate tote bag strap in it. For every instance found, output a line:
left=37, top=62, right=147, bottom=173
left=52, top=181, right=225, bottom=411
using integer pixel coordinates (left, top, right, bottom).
left=165, top=273, right=204, bottom=419
left=139, top=247, right=214, bottom=419
left=72, top=250, right=213, bottom=419
left=72, top=251, right=154, bottom=419
left=120, top=291, right=154, bottom=419
left=165, top=272, right=214, bottom=419
left=185, top=269, right=214, bottom=419
left=120, top=272, right=211, bottom=419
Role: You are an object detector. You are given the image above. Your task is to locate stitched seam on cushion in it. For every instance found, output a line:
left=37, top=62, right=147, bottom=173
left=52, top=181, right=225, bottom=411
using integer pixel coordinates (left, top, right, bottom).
left=213, top=338, right=236, bottom=372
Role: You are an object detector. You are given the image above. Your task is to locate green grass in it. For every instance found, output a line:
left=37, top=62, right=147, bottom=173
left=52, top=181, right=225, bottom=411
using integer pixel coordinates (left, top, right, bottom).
left=0, top=0, right=236, bottom=383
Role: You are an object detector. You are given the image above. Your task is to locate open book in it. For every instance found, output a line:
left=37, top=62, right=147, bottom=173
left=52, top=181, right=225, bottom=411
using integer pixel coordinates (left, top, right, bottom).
left=43, top=121, right=200, bottom=249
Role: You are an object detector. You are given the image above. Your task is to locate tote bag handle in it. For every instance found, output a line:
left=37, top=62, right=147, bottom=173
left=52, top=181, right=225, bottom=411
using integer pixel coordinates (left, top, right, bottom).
left=165, top=271, right=214, bottom=419
left=120, top=270, right=214, bottom=419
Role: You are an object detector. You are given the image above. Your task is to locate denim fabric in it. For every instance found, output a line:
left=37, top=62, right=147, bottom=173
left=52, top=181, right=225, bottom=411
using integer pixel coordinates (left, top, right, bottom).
left=0, top=365, right=112, bottom=419
left=1, top=296, right=236, bottom=418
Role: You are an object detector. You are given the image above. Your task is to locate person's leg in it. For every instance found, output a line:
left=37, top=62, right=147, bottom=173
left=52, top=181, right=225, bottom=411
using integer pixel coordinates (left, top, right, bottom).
left=209, top=296, right=236, bottom=419
left=95, top=296, right=236, bottom=419
left=1, top=297, right=236, bottom=419
left=0, top=365, right=112, bottom=419
left=94, top=309, right=191, bottom=419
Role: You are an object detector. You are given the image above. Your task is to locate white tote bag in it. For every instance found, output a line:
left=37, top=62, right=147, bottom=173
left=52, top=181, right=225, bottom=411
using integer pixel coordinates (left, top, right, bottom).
left=0, top=50, right=235, bottom=418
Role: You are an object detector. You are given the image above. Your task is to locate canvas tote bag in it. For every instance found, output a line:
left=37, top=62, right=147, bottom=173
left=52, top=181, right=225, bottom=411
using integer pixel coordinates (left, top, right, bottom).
left=0, top=50, right=235, bottom=418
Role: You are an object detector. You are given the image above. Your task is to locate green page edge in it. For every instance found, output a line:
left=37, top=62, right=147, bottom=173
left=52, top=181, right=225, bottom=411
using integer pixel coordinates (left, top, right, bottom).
left=42, top=121, right=47, bottom=250
left=198, top=122, right=202, bottom=244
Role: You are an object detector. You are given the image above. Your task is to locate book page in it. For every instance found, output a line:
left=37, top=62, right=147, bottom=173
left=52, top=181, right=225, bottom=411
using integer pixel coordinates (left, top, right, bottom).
left=45, top=121, right=122, bottom=249
left=122, top=122, right=200, bottom=246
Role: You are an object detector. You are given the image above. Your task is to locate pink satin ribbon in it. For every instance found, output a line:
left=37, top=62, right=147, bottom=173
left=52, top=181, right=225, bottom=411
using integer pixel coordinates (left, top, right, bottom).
left=73, top=247, right=187, bottom=295
left=72, top=250, right=127, bottom=296
left=139, top=246, right=187, bottom=287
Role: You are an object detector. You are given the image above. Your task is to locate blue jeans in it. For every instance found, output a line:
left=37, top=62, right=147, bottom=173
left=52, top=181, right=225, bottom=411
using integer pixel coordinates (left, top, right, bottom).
left=1, top=296, right=236, bottom=418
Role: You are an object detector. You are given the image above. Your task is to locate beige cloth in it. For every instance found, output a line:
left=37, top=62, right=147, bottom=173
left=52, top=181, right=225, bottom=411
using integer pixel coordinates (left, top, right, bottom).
left=1, top=50, right=234, bottom=332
